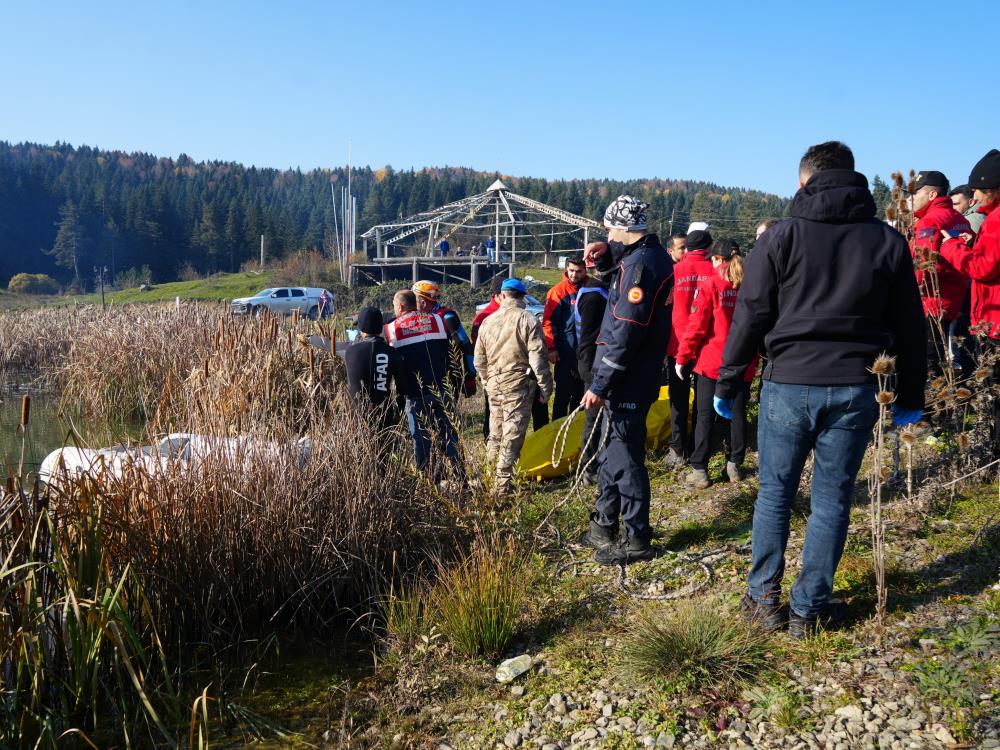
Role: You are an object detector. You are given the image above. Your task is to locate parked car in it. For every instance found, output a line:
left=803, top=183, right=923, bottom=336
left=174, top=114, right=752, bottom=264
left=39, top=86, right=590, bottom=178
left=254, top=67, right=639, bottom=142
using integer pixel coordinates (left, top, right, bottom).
left=231, top=287, right=334, bottom=319
left=475, top=293, right=545, bottom=324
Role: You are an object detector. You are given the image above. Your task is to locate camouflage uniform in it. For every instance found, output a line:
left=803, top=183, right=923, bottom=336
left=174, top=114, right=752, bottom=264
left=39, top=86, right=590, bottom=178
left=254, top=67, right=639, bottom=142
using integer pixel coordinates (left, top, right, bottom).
left=474, top=297, right=553, bottom=489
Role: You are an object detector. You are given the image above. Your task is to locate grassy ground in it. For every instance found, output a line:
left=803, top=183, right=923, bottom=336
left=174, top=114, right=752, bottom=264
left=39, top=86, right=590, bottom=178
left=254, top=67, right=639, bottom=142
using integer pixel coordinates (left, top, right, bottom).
left=209, top=408, right=1000, bottom=748
left=19, top=265, right=559, bottom=309
left=59, top=269, right=280, bottom=306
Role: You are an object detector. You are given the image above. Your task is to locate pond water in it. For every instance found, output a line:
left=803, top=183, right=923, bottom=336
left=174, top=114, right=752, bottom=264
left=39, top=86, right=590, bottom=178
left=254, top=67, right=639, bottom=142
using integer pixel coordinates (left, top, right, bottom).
left=0, top=387, right=143, bottom=476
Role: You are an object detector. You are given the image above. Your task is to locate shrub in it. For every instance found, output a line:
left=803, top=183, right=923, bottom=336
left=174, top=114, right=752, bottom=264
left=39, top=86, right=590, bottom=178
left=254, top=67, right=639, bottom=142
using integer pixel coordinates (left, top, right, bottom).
left=7, top=272, right=60, bottom=295
left=114, top=265, right=152, bottom=289
left=430, top=535, right=525, bottom=657
left=620, top=599, right=770, bottom=691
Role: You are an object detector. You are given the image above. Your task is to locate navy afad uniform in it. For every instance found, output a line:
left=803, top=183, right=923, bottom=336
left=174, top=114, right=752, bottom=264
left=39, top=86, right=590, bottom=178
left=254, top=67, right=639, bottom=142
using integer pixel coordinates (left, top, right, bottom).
left=587, top=196, right=674, bottom=564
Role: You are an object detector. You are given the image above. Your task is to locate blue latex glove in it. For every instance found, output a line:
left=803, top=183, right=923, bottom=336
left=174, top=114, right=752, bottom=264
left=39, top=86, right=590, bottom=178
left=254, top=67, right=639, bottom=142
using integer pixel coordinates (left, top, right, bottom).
left=714, top=396, right=734, bottom=420
left=892, top=405, right=923, bottom=426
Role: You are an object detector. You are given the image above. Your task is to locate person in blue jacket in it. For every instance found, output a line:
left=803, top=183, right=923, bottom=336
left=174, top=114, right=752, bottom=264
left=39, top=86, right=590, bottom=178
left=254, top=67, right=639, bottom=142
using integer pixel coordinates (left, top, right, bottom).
left=581, top=195, right=674, bottom=565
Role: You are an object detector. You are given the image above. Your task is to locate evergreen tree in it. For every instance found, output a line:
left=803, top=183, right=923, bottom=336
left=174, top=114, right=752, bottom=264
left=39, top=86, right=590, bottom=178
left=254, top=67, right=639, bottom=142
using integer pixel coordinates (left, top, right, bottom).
left=47, top=200, right=86, bottom=286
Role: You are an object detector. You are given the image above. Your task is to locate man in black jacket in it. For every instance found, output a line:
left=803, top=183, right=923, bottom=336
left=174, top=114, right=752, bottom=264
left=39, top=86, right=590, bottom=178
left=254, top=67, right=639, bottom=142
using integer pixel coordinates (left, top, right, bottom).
left=344, top=306, right=406, bottom=431
left=581, top=195, right=674, bottom=565
left=715, top=141, right=927, bottom=638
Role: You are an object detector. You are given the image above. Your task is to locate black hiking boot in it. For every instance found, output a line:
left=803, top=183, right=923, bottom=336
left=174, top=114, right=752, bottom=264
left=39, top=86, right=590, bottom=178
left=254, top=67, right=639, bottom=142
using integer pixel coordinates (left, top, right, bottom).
left=788, top=608, right=832, bottom=640
left=594, top=535, right=657, bottom=566
left=580, top=516, right=618, bottom=550
left=740, top=593, right=785, bottom=632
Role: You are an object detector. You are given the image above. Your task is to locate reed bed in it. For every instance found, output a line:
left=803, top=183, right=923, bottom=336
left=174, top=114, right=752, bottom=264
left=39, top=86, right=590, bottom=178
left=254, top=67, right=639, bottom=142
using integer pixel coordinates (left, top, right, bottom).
left=0, top=306, right=102, bottom=382
left=0, top=478, right=209, bottom=748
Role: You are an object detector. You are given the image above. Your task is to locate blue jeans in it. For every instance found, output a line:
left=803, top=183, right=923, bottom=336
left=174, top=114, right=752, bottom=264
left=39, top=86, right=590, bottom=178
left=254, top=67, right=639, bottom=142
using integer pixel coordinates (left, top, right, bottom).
left=748, top=381, right=878, bottom=618
left=406, top=396, right=461, bottom=474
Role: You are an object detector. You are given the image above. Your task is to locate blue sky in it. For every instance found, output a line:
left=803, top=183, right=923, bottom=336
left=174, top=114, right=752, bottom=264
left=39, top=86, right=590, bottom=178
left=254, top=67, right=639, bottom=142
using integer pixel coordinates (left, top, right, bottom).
left=3, top=0, right=997, bottom=197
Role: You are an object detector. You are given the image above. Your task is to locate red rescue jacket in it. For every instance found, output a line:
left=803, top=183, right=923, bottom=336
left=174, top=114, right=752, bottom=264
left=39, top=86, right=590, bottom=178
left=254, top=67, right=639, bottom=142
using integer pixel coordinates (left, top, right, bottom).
left=675, top=263, right=758, bottom=382
left=542, top=277, right=580, bottom=354
left=940, top=200, right=1000, bottom=338
left=668, top=249, right=716, bottom=357
left=910, top=196, right=972, bottom=320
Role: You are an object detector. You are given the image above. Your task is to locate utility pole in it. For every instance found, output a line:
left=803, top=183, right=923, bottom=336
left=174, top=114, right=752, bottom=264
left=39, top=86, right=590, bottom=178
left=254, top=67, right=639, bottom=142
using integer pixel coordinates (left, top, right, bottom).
left=94, top=266, right=107, bottom=311
left=668, top=208, right=676, bottom=237
left=260, top=234, right=265, bottom=267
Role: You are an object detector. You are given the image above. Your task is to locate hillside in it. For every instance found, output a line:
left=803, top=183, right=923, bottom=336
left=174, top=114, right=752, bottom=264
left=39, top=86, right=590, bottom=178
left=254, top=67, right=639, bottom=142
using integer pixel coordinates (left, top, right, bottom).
left=0, top=141, right=790, bottom=290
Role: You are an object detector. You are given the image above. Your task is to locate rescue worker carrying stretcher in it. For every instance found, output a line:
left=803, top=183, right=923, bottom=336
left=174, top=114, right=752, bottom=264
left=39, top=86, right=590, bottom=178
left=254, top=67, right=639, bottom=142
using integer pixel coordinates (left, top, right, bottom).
left=581, top=195, right=674, bottom=565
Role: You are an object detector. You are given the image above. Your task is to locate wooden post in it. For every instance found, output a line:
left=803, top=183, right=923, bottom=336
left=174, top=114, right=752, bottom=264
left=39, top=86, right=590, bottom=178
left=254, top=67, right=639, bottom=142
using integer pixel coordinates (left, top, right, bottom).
left=412, top=256, right=418, bottom=283
left=470, top=258, right=477, bottom=289
left=260, top=234, right=265, bottom=267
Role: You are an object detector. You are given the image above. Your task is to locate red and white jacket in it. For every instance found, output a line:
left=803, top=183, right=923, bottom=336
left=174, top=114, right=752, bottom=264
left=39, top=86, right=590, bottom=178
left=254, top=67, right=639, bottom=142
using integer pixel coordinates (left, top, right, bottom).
left=675, top=263, right=758, bottom=382
left=384, top=310, right=450, bottom=396
left=940, top=200, right=1000, bottom=338
left=910, top=195, right=972, bottom=320
left=668, top=249, right=716, bottom=357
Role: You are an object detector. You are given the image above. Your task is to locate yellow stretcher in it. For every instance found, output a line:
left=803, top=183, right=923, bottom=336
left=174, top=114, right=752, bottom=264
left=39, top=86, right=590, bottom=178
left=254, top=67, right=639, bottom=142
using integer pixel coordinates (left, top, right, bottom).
left=516, top=386, right=673, bottom=480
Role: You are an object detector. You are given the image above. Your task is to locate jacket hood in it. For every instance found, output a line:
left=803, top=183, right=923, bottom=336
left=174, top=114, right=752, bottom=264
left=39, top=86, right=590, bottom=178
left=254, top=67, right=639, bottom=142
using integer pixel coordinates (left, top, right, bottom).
left=500, top=296, right=526, bottom=310
left=790, top=170, right=877, bottom=224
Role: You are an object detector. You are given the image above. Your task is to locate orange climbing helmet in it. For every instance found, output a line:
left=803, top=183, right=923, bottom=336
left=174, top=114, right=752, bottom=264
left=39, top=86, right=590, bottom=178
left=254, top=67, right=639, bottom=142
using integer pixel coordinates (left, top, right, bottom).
left=412, top=280, right=441, bottom=302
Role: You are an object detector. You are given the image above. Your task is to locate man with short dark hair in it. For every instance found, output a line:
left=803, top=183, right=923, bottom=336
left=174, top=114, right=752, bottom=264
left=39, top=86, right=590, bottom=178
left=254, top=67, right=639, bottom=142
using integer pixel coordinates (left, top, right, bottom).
left=950, top=184, right=986, bottom=235
left=542, top=255, right=587, bottom=420
left=716, top=141, right=927, bottom=638
left=668, top=233, right=686, bottom=263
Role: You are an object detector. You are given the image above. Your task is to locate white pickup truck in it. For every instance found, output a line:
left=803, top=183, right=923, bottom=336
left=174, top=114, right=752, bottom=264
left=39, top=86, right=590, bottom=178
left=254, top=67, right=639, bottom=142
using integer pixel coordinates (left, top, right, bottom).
left=230, top=287, right=334, bottom=319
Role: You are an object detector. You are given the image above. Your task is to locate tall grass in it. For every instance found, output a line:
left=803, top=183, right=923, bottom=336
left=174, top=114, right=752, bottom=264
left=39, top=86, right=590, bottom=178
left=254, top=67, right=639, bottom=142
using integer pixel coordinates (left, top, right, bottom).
left=0, top=478, right=208, bottom=748
left=430, top=534, right=524, bottom=657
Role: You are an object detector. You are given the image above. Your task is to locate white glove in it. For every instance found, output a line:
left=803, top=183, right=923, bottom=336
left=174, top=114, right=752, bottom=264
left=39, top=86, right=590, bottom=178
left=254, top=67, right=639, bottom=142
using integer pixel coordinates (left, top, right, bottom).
left=674, top=362, right=686, bottom=380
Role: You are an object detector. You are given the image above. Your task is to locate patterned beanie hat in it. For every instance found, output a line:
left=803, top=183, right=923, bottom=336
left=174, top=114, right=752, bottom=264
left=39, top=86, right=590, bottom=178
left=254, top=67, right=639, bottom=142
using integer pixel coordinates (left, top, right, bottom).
left=603, top=195, right=648, bottom=232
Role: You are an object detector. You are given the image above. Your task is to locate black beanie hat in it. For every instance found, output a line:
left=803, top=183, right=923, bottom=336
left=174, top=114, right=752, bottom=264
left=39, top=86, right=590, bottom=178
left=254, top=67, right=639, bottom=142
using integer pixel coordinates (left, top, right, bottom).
left=710, top=239, right=740, bottom=260
left=686, top=229, right=713, bottom=250
left=357, top=306, right=384, bottom=335
left=969, top=149, right=1000, bottom=190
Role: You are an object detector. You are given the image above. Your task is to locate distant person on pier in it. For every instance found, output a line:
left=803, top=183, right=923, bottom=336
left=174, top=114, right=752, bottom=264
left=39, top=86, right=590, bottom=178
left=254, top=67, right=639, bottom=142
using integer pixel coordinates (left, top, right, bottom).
left=439, top=238, right=450, bottom=257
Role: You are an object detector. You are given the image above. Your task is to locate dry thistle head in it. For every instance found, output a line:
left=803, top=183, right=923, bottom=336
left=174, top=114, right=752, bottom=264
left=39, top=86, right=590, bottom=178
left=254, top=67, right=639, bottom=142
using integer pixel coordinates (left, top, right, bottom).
left=876, top=390, right=896, bottom=405
left=975, top=367, right=991, bottom=382
left=871, top=355, right=897, bottom=375
left=899, top=426, right=918, bottom=446
left=930, top=375, right=947, bottom=390
left=957, top=432, right=970, bottom=451
left=955, top=387, right=972, bottom=401
left=886, top=205, right=897, bottom=221
left=892, top=172, right=904, bottom=188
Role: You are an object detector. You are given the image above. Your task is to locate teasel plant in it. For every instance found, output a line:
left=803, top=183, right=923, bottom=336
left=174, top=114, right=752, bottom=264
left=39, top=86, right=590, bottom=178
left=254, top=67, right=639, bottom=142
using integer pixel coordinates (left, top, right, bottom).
left=868, top=353, right=897, bottom=628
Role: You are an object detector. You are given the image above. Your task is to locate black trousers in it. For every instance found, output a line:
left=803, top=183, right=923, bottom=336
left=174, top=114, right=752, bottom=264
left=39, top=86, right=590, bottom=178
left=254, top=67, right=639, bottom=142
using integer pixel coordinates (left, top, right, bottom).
left=580, top=405, right=607, bottom=476
left=594, top=400, right=653, bottom=543
left=552, top=358, right=584, bottom=421
left=689, top=375, right=749, bottom=471
left=667, top=356, right=697, bottom=456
